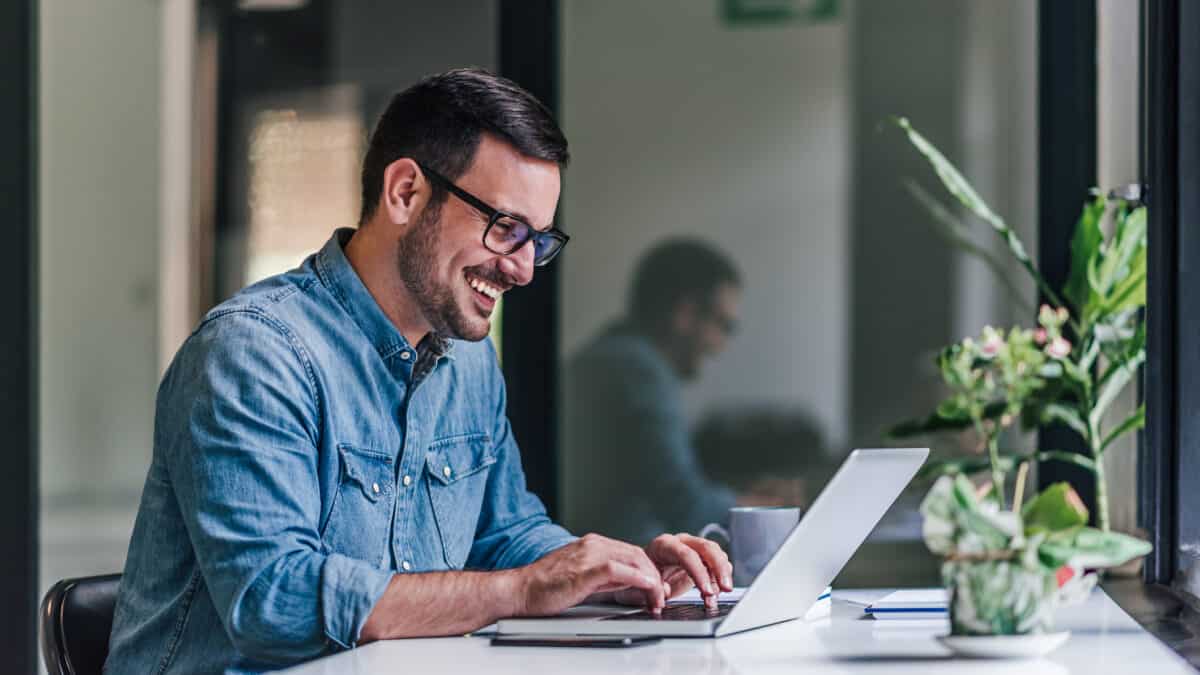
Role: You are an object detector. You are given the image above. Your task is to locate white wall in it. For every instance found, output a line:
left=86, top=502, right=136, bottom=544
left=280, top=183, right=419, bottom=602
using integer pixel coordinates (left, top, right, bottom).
left=39, top=1, right=161, bottom=504
left=39, top=0, right=163, bottom=594
left=956, top=0, right=1039, bottom=342
left=560, top=0, right=851, bottom=445
left=1097, top=0, right=1141, bottom=538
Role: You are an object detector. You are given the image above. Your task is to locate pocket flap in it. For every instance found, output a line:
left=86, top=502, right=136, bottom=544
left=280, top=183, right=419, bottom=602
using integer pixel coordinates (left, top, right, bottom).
left=338, top=444, right=393, bottom=502
left=425, top=433, right=496, bottom=485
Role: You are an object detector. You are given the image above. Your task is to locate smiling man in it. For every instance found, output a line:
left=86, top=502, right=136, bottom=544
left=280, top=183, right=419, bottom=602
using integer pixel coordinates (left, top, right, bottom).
left=105, top=69, right=730, bottom=674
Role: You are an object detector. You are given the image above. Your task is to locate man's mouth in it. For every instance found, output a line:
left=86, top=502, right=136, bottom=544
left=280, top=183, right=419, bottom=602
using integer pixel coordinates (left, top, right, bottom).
left=465, top=271, right=504, bottom=305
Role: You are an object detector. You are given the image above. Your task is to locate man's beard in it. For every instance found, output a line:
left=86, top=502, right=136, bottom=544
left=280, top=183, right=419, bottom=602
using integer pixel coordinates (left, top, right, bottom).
left=396, top=202, right=490, bottom=342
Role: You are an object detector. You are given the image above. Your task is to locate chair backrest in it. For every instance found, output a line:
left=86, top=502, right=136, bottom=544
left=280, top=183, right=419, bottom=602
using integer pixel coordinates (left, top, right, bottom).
left=40, top=574, right=122, bottom=675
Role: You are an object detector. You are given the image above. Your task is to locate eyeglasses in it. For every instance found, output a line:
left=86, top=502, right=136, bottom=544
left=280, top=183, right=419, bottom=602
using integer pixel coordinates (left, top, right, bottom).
left=417, top=162, right=569, bottom=266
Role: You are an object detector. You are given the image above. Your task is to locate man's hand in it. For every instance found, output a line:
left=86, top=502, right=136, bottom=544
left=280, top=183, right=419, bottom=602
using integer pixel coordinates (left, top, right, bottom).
left=359, top=532, right=735, bottom=641
left=613, top=533, right=733, bottom=609
left=515, top=533, right=672, bottom=616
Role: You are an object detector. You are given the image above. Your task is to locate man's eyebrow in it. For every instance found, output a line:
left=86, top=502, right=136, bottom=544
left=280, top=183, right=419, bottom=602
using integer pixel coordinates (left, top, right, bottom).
left=497, top=205, right=552, bottom=232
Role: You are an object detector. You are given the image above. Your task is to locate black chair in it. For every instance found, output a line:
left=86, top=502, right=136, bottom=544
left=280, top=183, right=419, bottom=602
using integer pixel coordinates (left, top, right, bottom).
left=40, top=574, right=122, bottom=675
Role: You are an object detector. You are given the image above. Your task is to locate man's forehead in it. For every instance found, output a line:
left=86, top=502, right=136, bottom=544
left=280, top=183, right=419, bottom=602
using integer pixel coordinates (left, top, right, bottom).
left=457, top=136, right=561, bottom=230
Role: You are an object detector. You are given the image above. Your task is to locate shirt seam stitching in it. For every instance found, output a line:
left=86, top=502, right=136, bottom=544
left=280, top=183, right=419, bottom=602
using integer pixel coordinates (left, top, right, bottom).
left=154, top=566, right=203, bottom=675
left=201, top=306, right=325, bottom=432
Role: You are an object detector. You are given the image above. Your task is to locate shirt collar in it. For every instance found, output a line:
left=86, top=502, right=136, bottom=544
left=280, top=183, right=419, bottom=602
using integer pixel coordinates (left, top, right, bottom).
left=315, top=228, right=455, bottom=362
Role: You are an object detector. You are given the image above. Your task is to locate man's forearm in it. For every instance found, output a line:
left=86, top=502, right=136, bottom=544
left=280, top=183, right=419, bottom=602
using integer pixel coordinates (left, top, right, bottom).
left=358, top=568, right=524, bottom=642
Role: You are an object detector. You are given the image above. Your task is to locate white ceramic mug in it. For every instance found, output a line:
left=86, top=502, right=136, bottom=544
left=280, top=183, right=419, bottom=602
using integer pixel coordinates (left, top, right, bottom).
left=700, top=506, right=801, bottom=587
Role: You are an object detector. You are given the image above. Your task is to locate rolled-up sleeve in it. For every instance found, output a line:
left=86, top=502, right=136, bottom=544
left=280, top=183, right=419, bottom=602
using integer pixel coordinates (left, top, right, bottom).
left=165, top=310, right=392, bottom=664
left=466, top=341, right=575, bottom=571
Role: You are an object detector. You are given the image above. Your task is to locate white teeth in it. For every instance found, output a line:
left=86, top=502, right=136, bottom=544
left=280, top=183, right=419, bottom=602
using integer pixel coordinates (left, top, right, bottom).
left=467, top=275, right=501, bottom=300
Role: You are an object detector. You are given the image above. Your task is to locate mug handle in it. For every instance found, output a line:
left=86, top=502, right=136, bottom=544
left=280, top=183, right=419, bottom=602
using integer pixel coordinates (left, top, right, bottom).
left=698, top=522, right=730, bottom=548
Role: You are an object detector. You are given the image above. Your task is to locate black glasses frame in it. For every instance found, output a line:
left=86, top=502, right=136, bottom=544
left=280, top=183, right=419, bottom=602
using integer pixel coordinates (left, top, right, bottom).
left=416, top=161, right=569, bottom=266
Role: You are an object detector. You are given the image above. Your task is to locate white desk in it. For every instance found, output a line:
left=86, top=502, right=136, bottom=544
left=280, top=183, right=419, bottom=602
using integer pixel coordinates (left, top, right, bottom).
left=281, top=588, right=1194, bottom=674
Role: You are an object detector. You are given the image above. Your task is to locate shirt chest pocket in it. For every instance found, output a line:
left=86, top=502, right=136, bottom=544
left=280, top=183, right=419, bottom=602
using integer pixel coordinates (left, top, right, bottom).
left=425, top=433, right=496, bottom=569
left=322, top=444, right=394, bottom=564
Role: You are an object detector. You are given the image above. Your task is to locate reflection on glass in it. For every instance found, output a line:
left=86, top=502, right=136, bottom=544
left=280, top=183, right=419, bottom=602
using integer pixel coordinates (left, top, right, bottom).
left=558, top=0, right=1039, bottom=586
left=563, top=239, right=817, bottom=544
left=243, top=85, right=364, bottom=283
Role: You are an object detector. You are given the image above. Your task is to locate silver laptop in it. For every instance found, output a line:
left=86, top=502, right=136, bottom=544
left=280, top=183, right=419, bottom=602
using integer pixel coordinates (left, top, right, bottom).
left=497, top=447, right=928, bottom=637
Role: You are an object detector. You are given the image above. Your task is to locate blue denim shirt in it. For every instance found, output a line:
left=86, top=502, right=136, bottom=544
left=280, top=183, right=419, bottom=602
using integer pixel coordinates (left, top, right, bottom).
left=105, top=229, right=574, bottom=674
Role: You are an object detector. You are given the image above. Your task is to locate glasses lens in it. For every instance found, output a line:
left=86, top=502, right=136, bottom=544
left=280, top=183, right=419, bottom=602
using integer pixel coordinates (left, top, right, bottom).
left=485, top=215, right=566, bottom=265
left=532, top=232, right=565, bottom=265
left=485, top=215, right=529, bottom=254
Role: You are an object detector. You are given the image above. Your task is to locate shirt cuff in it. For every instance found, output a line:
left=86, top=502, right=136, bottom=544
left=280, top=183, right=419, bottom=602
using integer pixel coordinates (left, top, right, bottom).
left=320, top=553, right=395, bottom=650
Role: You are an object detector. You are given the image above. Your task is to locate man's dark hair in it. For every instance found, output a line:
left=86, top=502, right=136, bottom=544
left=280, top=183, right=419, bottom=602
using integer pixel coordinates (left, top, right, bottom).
left=628, top=238, right=741, bottom=329
left=359, top=68, right=570, bottom=224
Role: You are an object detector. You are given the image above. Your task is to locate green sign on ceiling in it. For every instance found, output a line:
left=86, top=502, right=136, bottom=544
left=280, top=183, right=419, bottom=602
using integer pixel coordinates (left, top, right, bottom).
left=721, top=0, right=839, bottom=26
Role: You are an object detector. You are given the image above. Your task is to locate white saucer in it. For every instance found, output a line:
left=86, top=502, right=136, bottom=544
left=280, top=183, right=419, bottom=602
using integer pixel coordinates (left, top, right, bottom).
left=936, top=631, right=1070, bottom=659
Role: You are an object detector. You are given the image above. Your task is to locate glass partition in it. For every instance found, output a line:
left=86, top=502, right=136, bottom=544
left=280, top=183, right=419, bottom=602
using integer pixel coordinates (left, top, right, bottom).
left=557, top=0, right=1041, bottom=585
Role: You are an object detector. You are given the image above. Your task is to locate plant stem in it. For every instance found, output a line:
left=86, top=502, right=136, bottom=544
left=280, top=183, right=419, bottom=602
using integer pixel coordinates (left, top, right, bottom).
left=1094, top=451, right=1110, bottom=532
left=1012, top=462, right=1029, bottom=513
left=987, top=434, right=1006, bottom=509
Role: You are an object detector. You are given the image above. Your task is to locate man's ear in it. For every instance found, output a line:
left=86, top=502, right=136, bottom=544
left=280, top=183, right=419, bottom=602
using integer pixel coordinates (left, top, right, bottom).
left=380, top=158, right=425, bottom=227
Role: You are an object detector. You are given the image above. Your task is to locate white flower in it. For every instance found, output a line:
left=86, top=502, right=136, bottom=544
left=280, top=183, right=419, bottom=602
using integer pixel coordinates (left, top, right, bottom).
left=1045, top=336, right=1072, bottom=360
left=980, top=327, right=1004, bottom=359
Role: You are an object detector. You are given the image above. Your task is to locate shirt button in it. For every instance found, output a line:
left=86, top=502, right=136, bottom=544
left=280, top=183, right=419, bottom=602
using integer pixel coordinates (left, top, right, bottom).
left=402, top=561, right=412, bottom=571
left=442, top=466, right=452, bottom=478
left=379, top=556, right=387, bottom=567
left=371, top=482, right=381, bottom=494
left=402, top=475, right=412, bottom=487
left=399, top=351, right=412, bottom=361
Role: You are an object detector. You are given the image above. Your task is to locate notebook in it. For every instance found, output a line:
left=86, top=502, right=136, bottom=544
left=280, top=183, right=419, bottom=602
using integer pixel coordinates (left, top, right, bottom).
left=864, top=589, right=948, bottom=620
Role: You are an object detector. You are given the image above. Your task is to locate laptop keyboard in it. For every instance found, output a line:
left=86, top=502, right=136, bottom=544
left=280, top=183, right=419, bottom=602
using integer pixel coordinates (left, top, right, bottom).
left=602, top=603, right=735, bottom=621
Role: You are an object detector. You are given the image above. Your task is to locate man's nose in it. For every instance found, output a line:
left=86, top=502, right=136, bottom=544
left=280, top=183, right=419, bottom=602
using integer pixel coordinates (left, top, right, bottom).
left=498, top=240, right=536, bottom=286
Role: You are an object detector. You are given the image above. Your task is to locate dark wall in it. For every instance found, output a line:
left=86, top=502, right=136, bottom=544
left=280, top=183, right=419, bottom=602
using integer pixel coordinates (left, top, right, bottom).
left=0, top=0, right=38, bottom=672
left=849, top=0, right=967, bottom=445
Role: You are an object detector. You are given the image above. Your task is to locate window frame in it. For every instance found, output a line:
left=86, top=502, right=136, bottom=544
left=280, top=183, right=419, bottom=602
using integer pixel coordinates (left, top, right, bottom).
left=1, top=0, right=38, bottom=672
left=1142, top=0, right=1200, bottom=588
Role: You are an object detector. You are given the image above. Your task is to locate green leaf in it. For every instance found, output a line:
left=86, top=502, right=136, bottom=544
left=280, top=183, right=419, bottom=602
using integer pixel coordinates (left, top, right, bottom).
left=1060, top=358, right=1093, bottom=400
left=1023, top=482, right=1089, bottom=535
left=1037, top=527, right=1152, bottom=569
left=893, top=117, right=1065, bottom=308
left=1065, top=195, right=1106, bottom=313
left=1113, top=207, right=1148, bottom=274
left=887, top=401, right=1007, bottom=439
left=1100, top=404, right=1145, bottom=453
left=904, top=181, right=1035, bottom=315
left=888, top=414, right=969, bottom=439
left=1103, top=246, right=1146, bottom=314
left=1040, top=403, right=1089, bottom=440
left=1092, top=206, right=1147, bottom=300
left=1091, top=349, right=1146, bottom=433
left=916, top=455, right=1019, bottom=481
left=1033, top=450, right=1097, bottom=472
left=1094, top=308, right=1140, bottom=347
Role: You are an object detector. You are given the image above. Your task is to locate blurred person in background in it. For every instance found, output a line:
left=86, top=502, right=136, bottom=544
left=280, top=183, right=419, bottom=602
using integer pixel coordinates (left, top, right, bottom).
left=564, top=239, right=801, bottom=545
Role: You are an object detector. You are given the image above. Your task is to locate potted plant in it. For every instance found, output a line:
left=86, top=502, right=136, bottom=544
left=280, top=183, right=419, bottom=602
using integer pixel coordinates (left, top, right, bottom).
left=889, top=117, right=1147, bottom=534
left=922, top=471, right=1149, bottom=651
left=885, top=118, right=1152, bottom=653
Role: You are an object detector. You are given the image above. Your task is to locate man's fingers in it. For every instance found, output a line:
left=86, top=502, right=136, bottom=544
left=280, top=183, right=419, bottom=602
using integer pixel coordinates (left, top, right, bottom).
left=612, top=541, right=667, bottom=591
left=677, top=533, right=734, bottom=591
left=590, top=560, right=665, bottom=609
left=662, top=566, right=693, bottom=598
left=660, top=536, right=716, bottom=596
